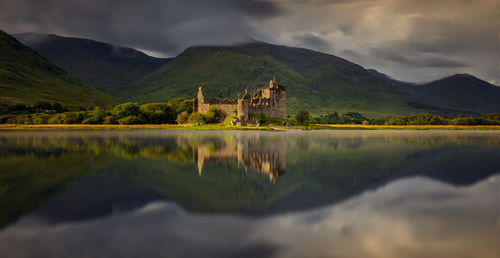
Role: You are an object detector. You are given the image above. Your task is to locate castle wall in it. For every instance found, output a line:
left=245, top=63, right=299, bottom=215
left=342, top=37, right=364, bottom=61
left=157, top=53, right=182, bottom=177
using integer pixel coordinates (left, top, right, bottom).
left=247, top=88, right=286, bottom=119
left=196, top=78, right=286, bottom=123
left=198, top=102, right=237, bottom=116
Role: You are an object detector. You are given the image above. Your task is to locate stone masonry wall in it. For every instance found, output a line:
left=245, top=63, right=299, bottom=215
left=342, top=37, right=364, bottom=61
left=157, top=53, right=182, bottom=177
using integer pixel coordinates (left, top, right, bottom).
left=195, top=78, right=286, bottom=123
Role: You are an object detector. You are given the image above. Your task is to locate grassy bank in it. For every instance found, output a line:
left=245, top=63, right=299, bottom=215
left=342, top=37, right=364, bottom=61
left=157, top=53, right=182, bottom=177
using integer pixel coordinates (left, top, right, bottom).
left=0, top=124, right=271, bottom=130
left=2, top=124, right=500, bottom=130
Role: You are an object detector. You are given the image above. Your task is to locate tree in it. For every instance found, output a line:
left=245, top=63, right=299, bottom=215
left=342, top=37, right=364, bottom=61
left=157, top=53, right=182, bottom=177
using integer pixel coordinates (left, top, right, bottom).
left=113, top=102, right=141, bottom=119
left=83, top=106, right=106, bottom=124
left=487, top=113, right=500, bottom=121
left=188, top=112, right=205, bottom=125
left=140, top=103, right=176, bottom=124
left=168, top=98, right=194, bottom=114
left=256, top=112, right=266, bottom=124
left=176, top=111, right=189, bottom=124
left=204, top=107, right=224, bottom=124
left=295, top=110, right=310, bottom=125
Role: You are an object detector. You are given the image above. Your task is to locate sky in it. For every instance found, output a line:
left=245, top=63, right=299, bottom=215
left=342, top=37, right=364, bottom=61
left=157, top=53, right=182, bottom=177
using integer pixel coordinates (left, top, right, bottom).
left=1, top=0, right=499, bottom=83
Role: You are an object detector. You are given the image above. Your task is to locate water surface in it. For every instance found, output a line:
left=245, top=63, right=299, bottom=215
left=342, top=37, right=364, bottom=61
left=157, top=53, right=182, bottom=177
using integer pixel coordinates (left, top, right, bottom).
left=0, top=130, right=499, bottom=258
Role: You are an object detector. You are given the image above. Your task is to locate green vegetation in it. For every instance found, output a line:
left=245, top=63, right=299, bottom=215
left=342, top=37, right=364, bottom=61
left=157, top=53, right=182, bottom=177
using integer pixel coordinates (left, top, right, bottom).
left=312, top=112, right=500, bottom=126
left=14, top=33, right=171, bottom=94
left=2, top=130, right=499, bottom=228
left=122, top=43, right=460, bottom=118
left=0, top=30, right=117, bottom=108
left=295, top=110, right=310, bottom=125
left=2, top=102, right=500, bottom=129
left=398, top=74, right=500, bottom=115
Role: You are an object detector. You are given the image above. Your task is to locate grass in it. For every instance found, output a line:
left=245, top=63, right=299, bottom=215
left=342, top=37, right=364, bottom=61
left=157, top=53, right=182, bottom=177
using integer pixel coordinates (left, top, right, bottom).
left=0, top=30, right=118, bottom=108
left=121, top=43, right=440, bottom=118
left=2, top=124, right=500, bottom=130
left=0, top=124, right=272, bottom=130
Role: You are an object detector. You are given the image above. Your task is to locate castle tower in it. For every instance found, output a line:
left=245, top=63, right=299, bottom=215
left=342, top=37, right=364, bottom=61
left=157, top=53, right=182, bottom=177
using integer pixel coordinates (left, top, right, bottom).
left=197, top=87, right=204, bottom=103
left=270, top=77, right=282, bottom=89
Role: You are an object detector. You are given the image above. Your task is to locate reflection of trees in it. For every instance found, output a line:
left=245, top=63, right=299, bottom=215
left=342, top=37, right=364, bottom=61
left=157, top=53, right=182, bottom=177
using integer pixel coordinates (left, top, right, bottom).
left=0, top=132, right=287, bottom=182
left=1, top=131, right=499, bottom=227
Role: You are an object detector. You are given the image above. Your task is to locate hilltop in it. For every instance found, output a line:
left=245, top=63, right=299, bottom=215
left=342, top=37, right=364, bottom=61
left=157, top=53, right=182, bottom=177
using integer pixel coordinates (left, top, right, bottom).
left=122, top=42, right=462, bottom=118
left=0, top=30, right=116, bottom=107
left=15, top=33, right=171, bottom=94
left=398, top=74, right=500, bottom=115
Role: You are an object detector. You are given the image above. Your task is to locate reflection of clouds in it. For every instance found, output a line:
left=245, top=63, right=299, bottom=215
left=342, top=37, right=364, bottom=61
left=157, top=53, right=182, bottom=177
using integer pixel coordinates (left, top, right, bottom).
left=0, top=176, right=498, bottom=258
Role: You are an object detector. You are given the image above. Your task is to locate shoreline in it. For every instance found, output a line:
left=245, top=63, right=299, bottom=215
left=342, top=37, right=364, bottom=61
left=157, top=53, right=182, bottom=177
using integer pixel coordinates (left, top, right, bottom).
left=2, top=124, right=500, bottom=130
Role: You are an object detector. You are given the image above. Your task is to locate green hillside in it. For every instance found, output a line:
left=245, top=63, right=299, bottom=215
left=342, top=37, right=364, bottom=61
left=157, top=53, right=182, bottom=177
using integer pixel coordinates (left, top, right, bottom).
left=0, top=30, right=117, bottom=108
left=15, top=33, right=171, bottom=94
left=398, top=74, right=500, bottom=115
left=123, top=42, right=444, bottom=118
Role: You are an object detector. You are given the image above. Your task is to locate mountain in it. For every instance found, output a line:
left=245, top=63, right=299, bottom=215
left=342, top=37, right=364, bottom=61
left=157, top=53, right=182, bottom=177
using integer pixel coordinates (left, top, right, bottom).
left=367, top=69, right=416, bottom=88
left=14, top=33, right=171, bottom=94
left=123, top=42, right=456, bottom=118
left=0, top=30, right=116, bottom=107
left=397, top=74, right=500, bottom=115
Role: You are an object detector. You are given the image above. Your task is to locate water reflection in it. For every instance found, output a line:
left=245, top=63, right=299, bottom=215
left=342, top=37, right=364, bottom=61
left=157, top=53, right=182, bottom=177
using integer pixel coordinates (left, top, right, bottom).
left=0, top=130, right=499, bottom=257
left=0, top=176, right=497, bottom=258
left=194, top=134, right=285, bottom=182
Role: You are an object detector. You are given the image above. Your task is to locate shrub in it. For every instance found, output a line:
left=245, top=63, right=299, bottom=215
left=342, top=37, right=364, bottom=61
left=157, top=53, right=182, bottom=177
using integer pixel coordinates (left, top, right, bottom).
left=176, top=111, right=189, bottom=124
left=48, top=113, right=64, bottom=124
left=32, top=113, right=50, bottom=124
left=113, top=102, right=141, bottom=119
left=204, top=107, right=224, bottom=124
left=188, top=112, right=205, bottom=125
left=103, top=116, right=117, bottom=124
left=118, top=116, right=144, bottom=125
left=256, top=112, right=266, bottom=124
left=295, top=110, right=310, bottom=125
left=83, top=107, right=106, bottom=124
left=140, top=103, right=176, bottom=124
left=60, top=112, right=85, bottom=124
left=0, top=115, right=15, bottom=124
left=168, top=98, right=194, bottom=114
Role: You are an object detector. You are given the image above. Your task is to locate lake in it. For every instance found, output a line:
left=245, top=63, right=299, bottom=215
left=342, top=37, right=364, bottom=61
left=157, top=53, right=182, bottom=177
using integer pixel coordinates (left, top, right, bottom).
left=0, top=130, right=499, bottom=258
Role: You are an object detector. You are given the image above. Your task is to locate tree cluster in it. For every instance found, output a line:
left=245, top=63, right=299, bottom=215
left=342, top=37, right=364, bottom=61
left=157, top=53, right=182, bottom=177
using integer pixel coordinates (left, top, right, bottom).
left=313, top=112, right=500, bottom=126
left=0, top=102, right=68, bottom=115
left=0, top=98, right=195, bottom=125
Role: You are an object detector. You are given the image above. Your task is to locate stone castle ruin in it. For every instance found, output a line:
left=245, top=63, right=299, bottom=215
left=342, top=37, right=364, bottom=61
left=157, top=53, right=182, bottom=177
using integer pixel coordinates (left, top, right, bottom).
left=194, top=78, right=286, bottom=124
left=193, top=134, right=286, bottom=182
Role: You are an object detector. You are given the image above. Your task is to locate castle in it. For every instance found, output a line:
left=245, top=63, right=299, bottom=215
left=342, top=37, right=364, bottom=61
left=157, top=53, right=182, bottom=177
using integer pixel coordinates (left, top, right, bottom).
left=193, top=134, right=286, bottom=182
left=194, top=78, right=286, bottom=124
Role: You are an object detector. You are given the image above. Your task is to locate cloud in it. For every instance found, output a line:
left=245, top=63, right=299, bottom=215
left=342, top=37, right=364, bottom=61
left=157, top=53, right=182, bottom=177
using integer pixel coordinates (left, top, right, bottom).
left=0, top=0, right=498, bottom=82
left=291, top=33, right=332, bottom=52
left=370, top=44, right=470, bottom=68
left=0, top=176, right=498, bottom=258
left=252, top=0, right=500, bottom=82
left=0, top=0, right=281, bottom=56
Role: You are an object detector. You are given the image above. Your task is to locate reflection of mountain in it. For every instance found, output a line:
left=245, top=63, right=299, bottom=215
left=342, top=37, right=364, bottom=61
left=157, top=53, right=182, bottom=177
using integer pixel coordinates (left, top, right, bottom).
left=3, top=176, right=497, bottom=258
left=1, top=131, right=500, bottom=228
left=33, top=173, right=167, bottom=224
left=194, top=135, right=285, bottom=182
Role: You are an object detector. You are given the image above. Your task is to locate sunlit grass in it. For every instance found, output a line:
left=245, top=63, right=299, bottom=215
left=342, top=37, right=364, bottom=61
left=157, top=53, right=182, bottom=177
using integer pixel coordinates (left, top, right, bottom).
left=2, top=124, right=500, bottom=130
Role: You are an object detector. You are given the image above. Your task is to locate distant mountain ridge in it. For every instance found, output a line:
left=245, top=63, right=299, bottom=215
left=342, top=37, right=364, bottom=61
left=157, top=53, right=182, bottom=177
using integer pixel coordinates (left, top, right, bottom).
left=14, top=33, right=171, bottom=94
left=122, top=42, right=467, bottom=117
left=369, top=69, right=500, bottom=115
left=0, top=30, right=116, bottom=107
left=5, top=30, right=500, bottom=116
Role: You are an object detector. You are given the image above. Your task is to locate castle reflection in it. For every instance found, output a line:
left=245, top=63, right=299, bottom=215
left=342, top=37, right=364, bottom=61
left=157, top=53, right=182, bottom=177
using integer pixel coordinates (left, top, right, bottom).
left=0, top=131, right=287, bottom=182
left=192, top=134, right=286, bottom=182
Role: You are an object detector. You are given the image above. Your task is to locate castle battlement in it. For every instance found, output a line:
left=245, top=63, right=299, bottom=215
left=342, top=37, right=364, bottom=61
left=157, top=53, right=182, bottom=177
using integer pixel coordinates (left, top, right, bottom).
left=195, top=78, right=286, bottom=124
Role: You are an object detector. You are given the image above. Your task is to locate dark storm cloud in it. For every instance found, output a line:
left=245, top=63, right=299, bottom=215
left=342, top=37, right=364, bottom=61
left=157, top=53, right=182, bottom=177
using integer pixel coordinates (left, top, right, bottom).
left=0, top=0, right=498, bottom=82
left=371, top=44, right=470, bottom=68
left=291, top=33, right=331, bottom=52
left=0, top=0, right=281, bottom=56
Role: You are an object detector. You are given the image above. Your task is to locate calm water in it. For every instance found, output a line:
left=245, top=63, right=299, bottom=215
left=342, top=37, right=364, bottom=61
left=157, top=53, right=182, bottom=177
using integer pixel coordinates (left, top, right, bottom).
left=0, top=130, right=499, bottom=258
